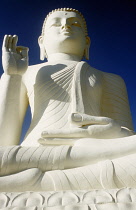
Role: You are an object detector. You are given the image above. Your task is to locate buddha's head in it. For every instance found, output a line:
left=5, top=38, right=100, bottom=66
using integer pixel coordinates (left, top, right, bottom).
left=38, top=8, right=90, bottom=61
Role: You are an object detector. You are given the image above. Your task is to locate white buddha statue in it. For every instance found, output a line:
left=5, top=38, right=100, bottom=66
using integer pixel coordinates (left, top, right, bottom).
left=0, top=8, right=134, bottom=147
left=0, top=8, right=136, bottom=192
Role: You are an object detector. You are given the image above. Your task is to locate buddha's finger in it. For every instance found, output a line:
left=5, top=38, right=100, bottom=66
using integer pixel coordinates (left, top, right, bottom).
left=12, top=35, right=18, bottom=52
left=70, top=113, right=109, bottom=126
left=16, top=46, right=29, bottom=58
left=21, top=47, right=29, bottom=58
left=2, top=35, right=9, bottom=52
left=7, top=35, right=13, bottom=51
left=41, top=128, right=89, bottom=138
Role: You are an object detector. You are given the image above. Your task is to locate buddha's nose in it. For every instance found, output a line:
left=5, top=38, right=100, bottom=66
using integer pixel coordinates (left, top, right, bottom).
left=62, top=24, right=71, bottom=29
left=61, top=20, right=71, bottom=29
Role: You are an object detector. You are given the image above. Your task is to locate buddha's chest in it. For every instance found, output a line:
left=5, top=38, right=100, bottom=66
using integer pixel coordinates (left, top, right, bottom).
left=31, top=64, right=76, bottom=103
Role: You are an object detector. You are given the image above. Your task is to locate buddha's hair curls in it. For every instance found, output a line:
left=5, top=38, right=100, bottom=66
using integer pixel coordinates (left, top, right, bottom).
left=41, top=8, right=88, bottom=36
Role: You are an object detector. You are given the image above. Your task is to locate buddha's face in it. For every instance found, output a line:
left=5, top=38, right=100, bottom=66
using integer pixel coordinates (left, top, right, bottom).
left=39, top=10, right=90, bottom=60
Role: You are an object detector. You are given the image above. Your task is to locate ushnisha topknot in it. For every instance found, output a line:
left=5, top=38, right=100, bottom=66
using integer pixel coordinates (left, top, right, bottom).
left=41, top=8, right=88, bottom=36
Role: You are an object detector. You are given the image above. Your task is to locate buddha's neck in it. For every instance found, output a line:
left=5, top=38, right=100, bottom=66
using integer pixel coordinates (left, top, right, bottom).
left=47, top=53, right=81, bottom=63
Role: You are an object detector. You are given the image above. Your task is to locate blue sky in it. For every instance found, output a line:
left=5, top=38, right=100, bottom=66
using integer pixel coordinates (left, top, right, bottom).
left=0, top=0, right=136, bottom=141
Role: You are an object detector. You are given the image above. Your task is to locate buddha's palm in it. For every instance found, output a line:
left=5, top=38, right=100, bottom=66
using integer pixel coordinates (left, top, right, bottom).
left=2, top=35, right=29, bottom=75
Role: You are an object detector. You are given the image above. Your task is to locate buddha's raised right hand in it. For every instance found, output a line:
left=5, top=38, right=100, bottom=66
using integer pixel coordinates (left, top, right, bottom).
left=2, top=35, right=29, bottom=75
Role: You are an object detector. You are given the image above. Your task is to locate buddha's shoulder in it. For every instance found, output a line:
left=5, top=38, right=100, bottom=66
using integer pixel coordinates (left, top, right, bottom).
left=23, top=62, right=48, bottom=79
left=22, top=62, right=48, bottom=86
left=26, top=62, right=48, bottom=73
left=102, top=71, right=126, bottom=87
left=82, top=62, right=120, bottom=78
left=82, top=62, right=126, bottom=88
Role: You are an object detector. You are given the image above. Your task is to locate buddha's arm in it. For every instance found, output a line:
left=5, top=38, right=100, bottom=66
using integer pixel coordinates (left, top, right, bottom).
left=0, top=35, right=29, bottom=145
left=102, top=72, right=134, bottom=131
left=0, top=75, right=28, bottom=145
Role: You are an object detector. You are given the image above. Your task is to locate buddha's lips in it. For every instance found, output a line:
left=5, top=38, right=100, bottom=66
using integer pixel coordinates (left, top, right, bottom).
left=61, top=29, right=72, bottom=35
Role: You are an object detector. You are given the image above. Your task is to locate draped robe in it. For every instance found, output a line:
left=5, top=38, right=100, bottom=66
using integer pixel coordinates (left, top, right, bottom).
left=0, top=61, right=134, bottom=192
left=22, top=61, right=133, bottom=146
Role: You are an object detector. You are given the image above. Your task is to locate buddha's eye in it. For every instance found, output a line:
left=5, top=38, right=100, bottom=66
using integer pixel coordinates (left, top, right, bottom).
left=71, top=21, right=81, bottom=27
left=52, top=23, right=61, bottom=27
left=50, top=21, right=61, bottom=27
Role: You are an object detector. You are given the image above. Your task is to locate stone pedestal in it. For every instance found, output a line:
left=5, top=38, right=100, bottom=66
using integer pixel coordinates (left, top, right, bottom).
left=1, top=188, right=136, bottom=209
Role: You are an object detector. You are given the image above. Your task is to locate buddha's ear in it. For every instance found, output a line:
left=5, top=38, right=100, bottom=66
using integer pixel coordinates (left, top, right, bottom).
left=84, top=36, right=91, bottom=60
left=38, top=36, right=47, bottom=60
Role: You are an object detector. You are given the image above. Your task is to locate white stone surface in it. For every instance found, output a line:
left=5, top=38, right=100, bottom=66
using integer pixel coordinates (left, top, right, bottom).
left=0, top=189, right=136, bottom=210
left=0, top=7, right=136, bottom=209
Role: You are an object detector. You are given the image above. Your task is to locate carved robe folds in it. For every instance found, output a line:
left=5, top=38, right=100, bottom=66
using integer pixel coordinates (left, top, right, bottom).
left=0, top=145, right=136, bottom=192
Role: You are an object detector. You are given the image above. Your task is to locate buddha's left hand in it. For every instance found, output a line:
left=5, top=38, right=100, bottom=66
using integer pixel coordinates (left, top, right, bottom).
left=41, top=113, right=134, bottom=139
left=70, top=113, right=134, bottom=138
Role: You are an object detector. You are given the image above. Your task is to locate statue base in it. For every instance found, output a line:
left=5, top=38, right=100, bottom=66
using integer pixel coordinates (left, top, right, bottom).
left=1, top=188, right=136, bottom=210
